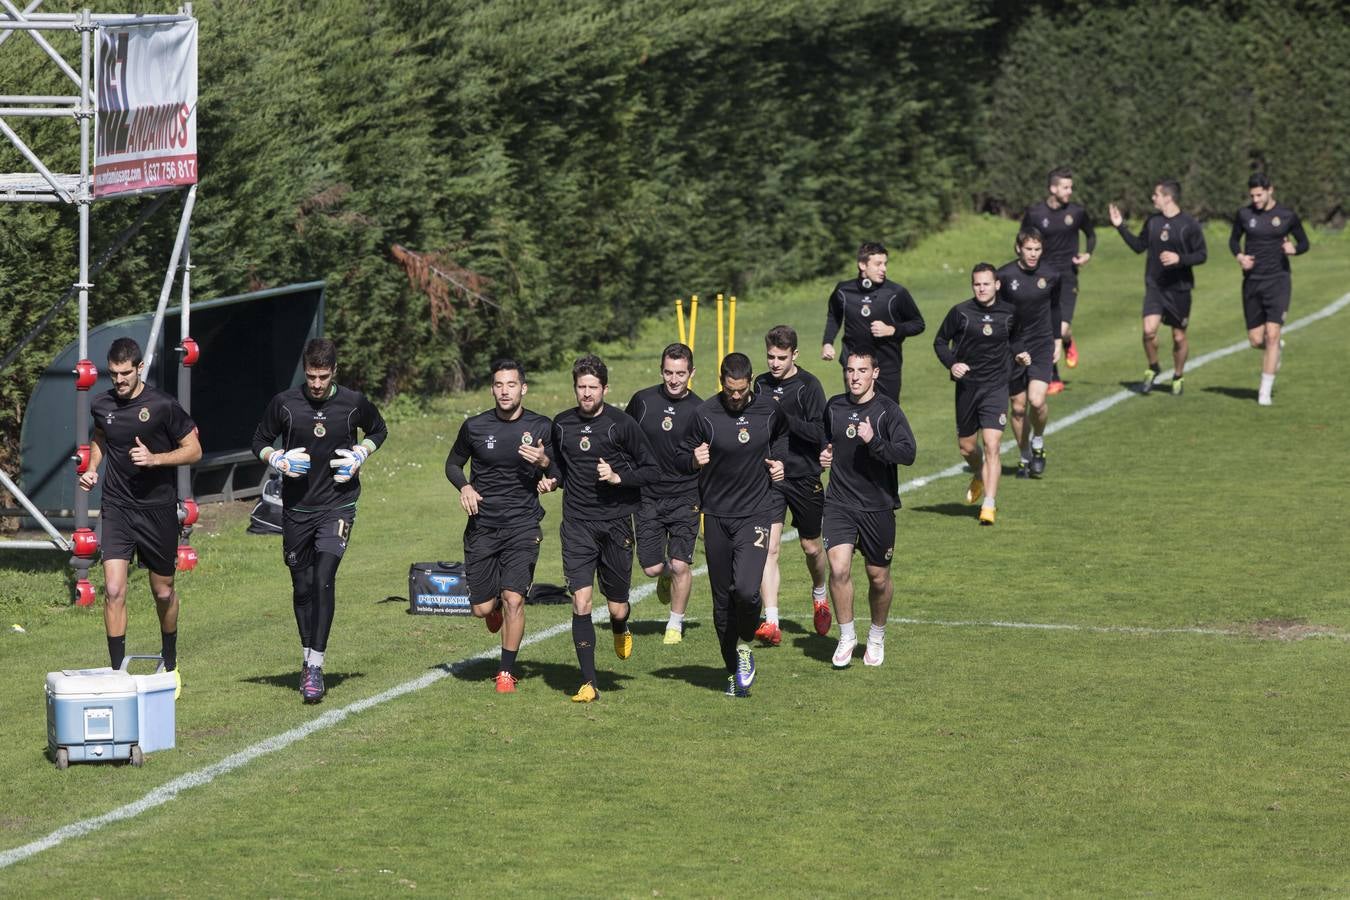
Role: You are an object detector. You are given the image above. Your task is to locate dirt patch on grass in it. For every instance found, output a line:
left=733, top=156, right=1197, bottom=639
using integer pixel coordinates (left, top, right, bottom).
left=1226, top=619, right=1346, bottom=641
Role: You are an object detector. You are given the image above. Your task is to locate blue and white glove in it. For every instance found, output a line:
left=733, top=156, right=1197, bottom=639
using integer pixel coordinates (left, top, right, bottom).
left=329, top=445, right=369, bottom=484
left=265, top=447, right=311, bottom=478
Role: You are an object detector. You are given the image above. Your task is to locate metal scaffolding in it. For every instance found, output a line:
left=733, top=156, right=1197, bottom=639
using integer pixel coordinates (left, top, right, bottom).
left=0, top=4, right=198, bottom=606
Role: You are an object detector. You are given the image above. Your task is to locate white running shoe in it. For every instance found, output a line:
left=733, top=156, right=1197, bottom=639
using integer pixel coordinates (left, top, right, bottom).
left=831, top=636, right=857, bottom=668
left=863, top=639, right=885, bottom=667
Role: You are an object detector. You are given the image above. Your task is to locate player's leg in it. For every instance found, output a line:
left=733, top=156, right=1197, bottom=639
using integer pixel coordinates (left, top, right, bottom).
left=464, top=521, right=505, bottom=634
left=282, top=507, right=318, bottom=686
left=956, top=383, right=984, bottom=507
left=1026, top=377, right=1049, bottom=476
left=702, top=515, right=738, bottom=679
left=598, top=517, right=634, bottom=660
left=1140, top=307, right=1163, bottom=392
left=494, top=523, right=541, bottom=691
left=756, top=520, right=785, bottom=644
left=1166, top=292, right=1192, bottom=393
left=562, top=518, right=600, bottom=699
left=979, top=426, right=1004, bottom=524
left=662, top=498, right=698, bottom=642
left=102, top=558, right=130, bottom=669
left=1060, top=269, right=1080, bottom=372
left=728, top=517, right=770, bottom=692
left=857, top=510, right=897, bottom=665
left=795, top=479, right=829, bottom=623
left=303, top=509, right=355, bottom=701
left=826, top=541, right=858, bottom=667
left=135, top=504, right=182, bottom=673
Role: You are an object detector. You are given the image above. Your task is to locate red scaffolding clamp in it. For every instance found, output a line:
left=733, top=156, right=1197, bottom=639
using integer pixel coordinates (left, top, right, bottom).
left=178, top=498, right=199, bottom=527
left=71, top=527, right=99, bottom=558
left=177, top=337, right=200, bottom=367
left=73, top=444, right=91, bottom=474
left=73, top=359, right=98, bottom=390
left=74, top=579, right=96, bottom=607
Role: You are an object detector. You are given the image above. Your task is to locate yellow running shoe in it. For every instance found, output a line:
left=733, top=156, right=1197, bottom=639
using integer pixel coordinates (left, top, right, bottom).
left=570, top=682, right=599, bottom=703
left=662, top=627, right=683, bottom=645
left=172, top=668, right=182, bottom=700
left=965, top=477, right=983, bottom=505
left=614, top=631, right=633, bottom=660
left=979, top=506, right=996, bottom=526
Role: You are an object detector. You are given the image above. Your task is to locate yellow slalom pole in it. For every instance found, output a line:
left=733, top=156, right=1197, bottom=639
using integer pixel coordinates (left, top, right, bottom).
left=675, top=298, right=686, bottom=346
left=728, top=295, right=736, bottom=354
left=688, top=295, right=699, bottom=388
left=716, top=293, right=725, bottom=365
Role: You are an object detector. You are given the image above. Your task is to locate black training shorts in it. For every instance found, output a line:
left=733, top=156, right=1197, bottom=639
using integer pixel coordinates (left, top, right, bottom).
left=283, top=505, right=356, bottom=571
left=463, top=518, right=543, bottom=604
left=634, top=491, right=700, bottom=569
left=769, top=475, right=824, bottom=540
left=561, top=515, right=634, bottom=602
left=821, top=503, right=896, bottom=569
left=99, top=502, right=179, bottom=577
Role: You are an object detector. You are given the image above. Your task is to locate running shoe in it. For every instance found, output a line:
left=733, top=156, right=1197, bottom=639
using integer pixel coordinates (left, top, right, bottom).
left=1016, top=461, right=1031, bottom=479
left=1065, top=341, right=1079, bottom=368
left=1046, top=379, right=1065, bottom=395
left=485, top=604, right=503, bottom=634
left=663, top=626, right=683, bottom=645
left=979, top=506, right=996, bottom=526
left=724, top=675, right=749, bottom=698
left=656, top=572, right=672, bottom=606
left=831, top=636, right=857, bottom=668
left=301, top=665, right=325, bottom=703
left=1171, top=376, right=1184, bottom=396
left=754, top=620, right=782, bottom=646
left=1258, top=394, right=1273, bottom=407
left=1140, top=368, right=1157, bottom=394
left=172, top=668, right=182, bottom=700
left=614, top=631, right=633, bottom=660
left=735, top=645, right=757, bottom=690
left=495, top=670, right=518, bottom=693
left=571, top=682, right=599, bottom=703
left=1031, top=447, right=1047, bottom=477
left=813, top=599, right=832, bottom=637
left=966, top=477, right=984, bottom=505
left=863, top=638, right=885, bottom=667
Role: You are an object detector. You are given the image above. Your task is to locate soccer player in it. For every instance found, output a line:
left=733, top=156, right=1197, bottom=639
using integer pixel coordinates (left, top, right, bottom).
left=933, top=264, right=1030, bottom=525
left=251, top=338, right=388, bottom=703
left=680, top=352, right=788, bottom=697
left=79, top=337, right=201, bottom=690
left=624, top=343, right=703, bottom=645
left=1228, top=172, right=1310, bottom=406
left=1109, top=180, right=1208, bottom=396
left=753, top=325, right=829, bottom=644
left=1021, top=167, right=1096, bottom=391
left=549, top=355, right=659, bottom=703
left=445, top=358, right=558, bottom=693
left=997, top=227, right=1061, bottom=478
left=820, top=351, right=916, bottom=668
left=821, top=241, right=925, bottom=401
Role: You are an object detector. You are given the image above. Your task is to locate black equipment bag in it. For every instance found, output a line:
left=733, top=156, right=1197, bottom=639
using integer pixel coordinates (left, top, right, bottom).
left=408, top=561, right=471, bottom=615
left=247, top=474, right=284, bottom=535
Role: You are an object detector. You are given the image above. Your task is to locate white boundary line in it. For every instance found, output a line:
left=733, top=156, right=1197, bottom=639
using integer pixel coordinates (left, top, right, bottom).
left=4, top=291, right=1347, bottom=872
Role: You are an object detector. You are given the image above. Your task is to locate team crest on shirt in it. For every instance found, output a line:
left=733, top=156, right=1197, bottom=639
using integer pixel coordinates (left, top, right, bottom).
left=737, top=427, right=749, bottom=444
left=1065, top=214, right=1074, bottom=226
left=1161, top=228, right=1170, bottom=242
left=521, top=431, right=534, bottom=445
left=314, top=422, right=326, bottom=437
left=1041, top=217, right=1050, bottom=229
left=846, top=423, right=857, bottom=439
left=861, top=305, right=872, bottom=318
left=138, top=407, right=150, bottom=422
left=579, top=436, right=591, bottom=451
left=1272, top=216, right=1281, bottom=227
left=1249, top=217, right=1257, bottom=228
left=1037, top=277, right=1047, bottom=289
left=661, top=416, right=673, bottom=431
left=982, top=323, right=993, bottom=336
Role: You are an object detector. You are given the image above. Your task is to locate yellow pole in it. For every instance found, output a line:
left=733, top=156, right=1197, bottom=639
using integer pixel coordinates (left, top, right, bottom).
left=728, top=295, right=736, bottom=354
left=688, top=295, right=699, bottom=388
left=675, top=298, right=686, bottom=346
left=716, top=293, right=725, bottom=365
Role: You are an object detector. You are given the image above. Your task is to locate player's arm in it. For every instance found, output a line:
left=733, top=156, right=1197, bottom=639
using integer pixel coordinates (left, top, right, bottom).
left=79, top=426, right=106, bottom=490
left=1286, top=214, right=1310, bottom=255
left=865, top=408, right=918, bottom=467
left=1228, top=214, right=1245, bottom=257
left=1178, top=220, right=1207, bottom=267
left=678, top=415, right=710, bottom=472
left=790, top=381, right=828, bottom=450
left=1049, top=275, right=1064, bottom=346
left=821, top=289, right=843, bottom=358
left=444, top=421, right=472, bottom=489
left=550, top=418, right=571, bottom=487
left=330, top=397, right=387, bottom=483
left=140, top=426, right=202, bottom=467
left=890, top=288, right=925, bottom=339
left=605, top=419, right=660, bottom=487
left=1110, top=206, right=1148, bottom=253
left=252, top=397, right=310, bottom=477
left=932, top=306, right=962, bottom=371
left=1080, top=210, right=1097, bottom=257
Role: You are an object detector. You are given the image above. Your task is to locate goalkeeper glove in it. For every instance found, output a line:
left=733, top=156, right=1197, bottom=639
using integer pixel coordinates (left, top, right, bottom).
left=329, top=445, right=370, bottom=483
left=266, top=447, right=311, bottom=477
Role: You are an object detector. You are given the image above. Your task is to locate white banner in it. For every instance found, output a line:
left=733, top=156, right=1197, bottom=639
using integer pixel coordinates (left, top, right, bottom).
left=93, top=19, right=198, bottom=198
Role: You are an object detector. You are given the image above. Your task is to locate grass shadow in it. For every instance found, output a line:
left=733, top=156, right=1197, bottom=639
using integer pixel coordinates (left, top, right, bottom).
left=630, top=619, right=701, bottom=637
left=908, top=502, right=979, bottom=519
left=241, top=670, right=366, bottom=692
left=649, top=664, right=730, bottom=693
left=446, top=656, right=636, bottom=697
left=790, top=633, right=839, bottom=664
left=1203, top=385, right=1259, bottom=401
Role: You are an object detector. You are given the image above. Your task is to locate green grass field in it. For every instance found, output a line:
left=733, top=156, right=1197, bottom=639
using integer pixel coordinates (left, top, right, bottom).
left=2, top=215, right=1348, bottom=896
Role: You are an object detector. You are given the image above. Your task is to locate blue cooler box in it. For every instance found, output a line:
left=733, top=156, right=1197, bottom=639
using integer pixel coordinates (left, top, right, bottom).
left=45, top=656, right=177, bottom=768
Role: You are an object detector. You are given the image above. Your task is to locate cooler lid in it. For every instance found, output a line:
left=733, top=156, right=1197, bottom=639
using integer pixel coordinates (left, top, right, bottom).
left=133, top=671, right=177, bottom=693
left=46, top=668, right=138, bottom=696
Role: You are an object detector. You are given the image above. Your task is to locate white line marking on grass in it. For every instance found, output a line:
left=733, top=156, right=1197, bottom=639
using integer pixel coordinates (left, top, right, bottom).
left=890, top=617, right=1346, bottom=639
left=5, top=292, right=1347, bottom=871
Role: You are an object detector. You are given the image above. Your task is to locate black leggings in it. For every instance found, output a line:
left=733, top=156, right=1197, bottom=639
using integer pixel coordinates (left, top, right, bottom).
left=290, top=551, right=342, bottom=653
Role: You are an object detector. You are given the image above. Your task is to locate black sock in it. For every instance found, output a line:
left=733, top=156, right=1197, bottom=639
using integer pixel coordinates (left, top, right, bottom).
left=609, top=612, right=629, bottom=635
left=572, top=613, right=597, bottom=685
left=161, top=630, right=178, bottom=672
left=1149, top=362, right=1161, bottom=374
left=500, top=647, right=518, bottom=676
left=1064, top=336, right=1073, bottom=350
left=1051, top=363, right=1061, bottom=381
left=108, top=634, right=126, bottom=670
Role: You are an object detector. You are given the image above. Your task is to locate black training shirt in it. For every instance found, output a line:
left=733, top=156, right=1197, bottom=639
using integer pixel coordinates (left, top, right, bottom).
left=1021, top=200, right=1097, bottom=271
left=753, top=367, right=826, bottom=479
left=996, top=260, right=1062, bottom=343
left=624, top=385, right=703, bottom=496
left=823, top=392, right=916, bottom=512
left=91, top=385, right=196, bottom=509
left=1228, top=203, right=1310, bottom=279
left=822, top=277, right=925, bottom=380
left=679, top=391, right=789, bottom=517
left=1115, top=213, right=1207, bottom=290
left=933, top=297, right=1024, bottom=386
left=552, top=403, right=659, bottom=520
left=445, top=408, right=557, bottom=528
left=251, top=385, right=388, bottom=511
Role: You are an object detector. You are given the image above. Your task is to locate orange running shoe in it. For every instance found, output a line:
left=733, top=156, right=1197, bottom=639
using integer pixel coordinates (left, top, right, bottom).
left=495, top=670, right=518, bottom=693
left=1065, top=341, right=1079, bottom=368
left=1046, top=379, right=1065, bottom=395
left=813, top=599, right=832, bottom=636
left=754, top=620, right=782, bottom=646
